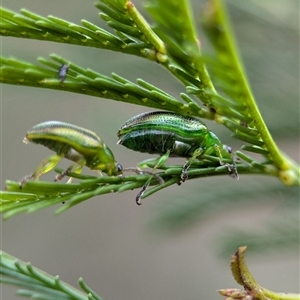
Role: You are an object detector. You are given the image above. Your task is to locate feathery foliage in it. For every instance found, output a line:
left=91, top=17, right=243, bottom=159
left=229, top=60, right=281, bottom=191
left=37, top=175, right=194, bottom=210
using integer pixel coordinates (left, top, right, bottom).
left=1, top=0, right=298, bottom=219
left=0, top=251, right=103, bottom=300
left=1, top=247, right=298, bottom=300
left=1, top=0, right=299, bottom=299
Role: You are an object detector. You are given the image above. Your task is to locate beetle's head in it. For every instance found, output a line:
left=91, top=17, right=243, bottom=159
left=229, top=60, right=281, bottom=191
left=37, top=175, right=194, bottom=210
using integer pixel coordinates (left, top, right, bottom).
left=94, top=160, right=123, bottom=176
left=91, top=145, right=123, bottom=176
left=103, top=145, right=123, bottom=176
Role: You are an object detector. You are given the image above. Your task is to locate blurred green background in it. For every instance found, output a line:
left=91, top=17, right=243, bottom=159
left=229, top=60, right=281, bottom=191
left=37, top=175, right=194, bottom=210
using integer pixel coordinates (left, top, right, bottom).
left=1, top=0, right=299, bottom=299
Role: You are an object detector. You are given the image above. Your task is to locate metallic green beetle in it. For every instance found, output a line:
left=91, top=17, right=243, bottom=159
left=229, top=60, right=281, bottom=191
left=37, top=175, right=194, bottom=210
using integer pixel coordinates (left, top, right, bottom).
left=117, top=111, right=237, bottom=182
left=21, top=121, right=122, bottom=184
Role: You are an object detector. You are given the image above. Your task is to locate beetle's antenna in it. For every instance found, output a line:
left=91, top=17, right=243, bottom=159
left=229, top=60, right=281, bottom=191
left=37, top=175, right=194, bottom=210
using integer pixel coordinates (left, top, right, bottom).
left=122, top=167, right=164, bottom=184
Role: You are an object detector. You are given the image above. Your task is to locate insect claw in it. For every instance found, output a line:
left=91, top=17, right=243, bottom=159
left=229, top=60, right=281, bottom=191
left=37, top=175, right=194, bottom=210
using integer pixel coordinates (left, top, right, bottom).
left=232, top=152, right=239, bottom=180
left=123, top=167, right=164, bottom=204
left=231, top=167, right=239, bottom=180
left=136, top=185, right=147, bottom=205
left=54, top=172, right=67, bottom=181
left=235, top=172, right=239, bottom=180
left=180, top=162, right=190, bottom=183
left=54, top=175, right=62, bottom=181
left=19, top=174, right=34, bottom=188
left=180, top=171, right=188, bottom=182
left=222, top=162, right=239, bottom=180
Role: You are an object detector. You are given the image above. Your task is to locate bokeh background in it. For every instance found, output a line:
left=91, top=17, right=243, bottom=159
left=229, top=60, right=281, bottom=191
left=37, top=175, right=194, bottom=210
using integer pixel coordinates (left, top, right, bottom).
left=1, top=0, right=299, bottom=299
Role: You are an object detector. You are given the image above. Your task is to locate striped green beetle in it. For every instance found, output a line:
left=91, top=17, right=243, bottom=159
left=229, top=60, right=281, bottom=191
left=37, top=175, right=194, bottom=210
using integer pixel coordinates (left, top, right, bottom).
left=21, top=121, right=123, bottom=185
left=117, top=111, right=238, bottom=183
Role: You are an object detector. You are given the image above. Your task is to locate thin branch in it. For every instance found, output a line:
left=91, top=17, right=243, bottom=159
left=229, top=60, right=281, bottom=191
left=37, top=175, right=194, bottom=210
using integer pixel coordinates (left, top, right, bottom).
left=1, top=161, right=275, bottom=218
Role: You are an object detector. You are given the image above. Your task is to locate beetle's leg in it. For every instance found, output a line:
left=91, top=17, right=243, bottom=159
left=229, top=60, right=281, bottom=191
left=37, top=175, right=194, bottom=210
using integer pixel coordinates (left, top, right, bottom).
left=213, top=145, right=239, bottom=179
left=35, top=155, right=63, bottom=180
left=232, top=151, right=239, bottom=179
left=123, top=167, right=164, bottom=205
left=213, top=145, right=226, bottom=166
left=135, top=172, right=164, bottom=205
left=135, top=173, right=159, bottom=205
left=138, top=151, right=170, bottom=170
left=122, top=167, right=164, bottom=205
left=154, top=151, right=171, bottom=169
left=181, top=148, right=203, bottom=182
left=136, top=184, right=147, bottom=205
left=55, top=160, right=86, bottom=183
left=96, top=170, right=104, bottom=177
left=20, top=154, right=62, bottom=186
left=134, top=151, right=170, bottom=205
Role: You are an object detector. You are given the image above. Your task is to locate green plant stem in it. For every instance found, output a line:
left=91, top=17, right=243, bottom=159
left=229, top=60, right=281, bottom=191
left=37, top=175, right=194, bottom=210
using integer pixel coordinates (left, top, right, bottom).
left=212, top=0, right=287, bottom=170
left=1, top=162, right=277, bottom=218
left=208, top=0, right=300, bottom=186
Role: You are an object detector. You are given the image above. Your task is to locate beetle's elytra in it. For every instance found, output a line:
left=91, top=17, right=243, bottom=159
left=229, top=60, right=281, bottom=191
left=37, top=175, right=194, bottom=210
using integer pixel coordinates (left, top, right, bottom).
left=117, top=111, right=232, bottom=159
left=22, top=121, right=122, bottom=184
